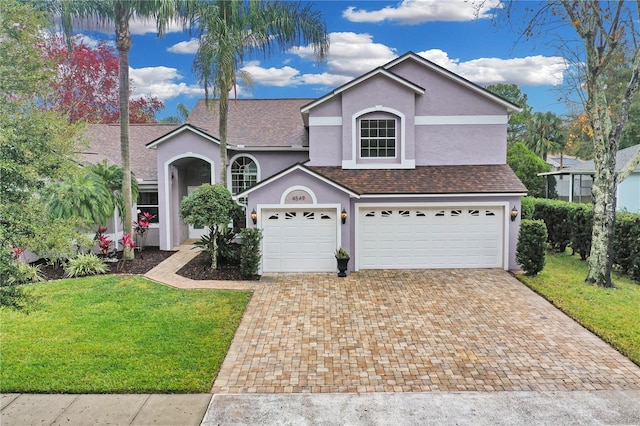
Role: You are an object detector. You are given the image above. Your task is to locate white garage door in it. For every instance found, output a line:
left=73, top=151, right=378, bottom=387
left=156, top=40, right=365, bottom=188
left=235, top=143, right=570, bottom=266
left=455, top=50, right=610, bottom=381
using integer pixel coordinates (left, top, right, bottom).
left=358, top=206, right=504, bottom=269
left=262, top=208, right=338, bottom=272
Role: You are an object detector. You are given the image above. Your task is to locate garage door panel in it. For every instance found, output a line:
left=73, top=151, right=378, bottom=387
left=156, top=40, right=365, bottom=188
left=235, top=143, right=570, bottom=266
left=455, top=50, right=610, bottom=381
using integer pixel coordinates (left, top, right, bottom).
left=262, top=208, right=337, bottom=273
left=358, top=206, right=503, bottom=269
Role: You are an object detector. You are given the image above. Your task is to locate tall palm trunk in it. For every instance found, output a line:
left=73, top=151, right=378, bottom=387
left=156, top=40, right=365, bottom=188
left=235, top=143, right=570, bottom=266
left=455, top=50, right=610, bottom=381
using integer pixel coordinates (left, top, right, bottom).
left=115, top=7, right=134, bottom=260
left=218, top=92, right=228, bottom=186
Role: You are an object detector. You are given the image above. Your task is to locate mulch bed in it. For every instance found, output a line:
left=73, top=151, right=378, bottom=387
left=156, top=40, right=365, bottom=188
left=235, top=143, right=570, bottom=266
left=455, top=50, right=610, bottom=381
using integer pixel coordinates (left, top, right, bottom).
left=38, top=247, right=175, bottom=281
left=175, top=251, right=260, bottom=281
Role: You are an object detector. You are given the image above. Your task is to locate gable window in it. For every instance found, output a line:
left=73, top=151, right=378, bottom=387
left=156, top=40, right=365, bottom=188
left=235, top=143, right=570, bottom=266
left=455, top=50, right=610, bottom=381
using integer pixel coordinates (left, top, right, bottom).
left=360, top=119, right=396, bottom=158
left=231, top=156, right=258, bottom=195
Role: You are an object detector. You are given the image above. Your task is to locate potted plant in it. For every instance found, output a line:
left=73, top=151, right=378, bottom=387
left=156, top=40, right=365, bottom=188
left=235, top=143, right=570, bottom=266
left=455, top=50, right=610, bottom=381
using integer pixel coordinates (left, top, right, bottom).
left=335, top=247, right=350, bottom=277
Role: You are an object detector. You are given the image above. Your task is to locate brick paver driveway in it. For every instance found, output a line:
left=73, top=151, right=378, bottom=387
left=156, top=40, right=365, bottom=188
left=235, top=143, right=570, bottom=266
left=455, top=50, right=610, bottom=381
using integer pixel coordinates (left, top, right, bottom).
left=212, top=269, right=640, bottom=394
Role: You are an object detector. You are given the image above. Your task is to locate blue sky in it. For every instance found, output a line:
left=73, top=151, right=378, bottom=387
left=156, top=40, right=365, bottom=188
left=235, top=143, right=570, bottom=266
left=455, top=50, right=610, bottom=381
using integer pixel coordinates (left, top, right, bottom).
left=73, top=0, right=576, bottom=120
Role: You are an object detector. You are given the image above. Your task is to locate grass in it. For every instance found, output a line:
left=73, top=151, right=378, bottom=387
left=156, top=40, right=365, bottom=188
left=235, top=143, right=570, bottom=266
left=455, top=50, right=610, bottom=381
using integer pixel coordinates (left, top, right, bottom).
left=517, top=251, right=640, bottom=366
left=0, top=276, right=251, bottom=393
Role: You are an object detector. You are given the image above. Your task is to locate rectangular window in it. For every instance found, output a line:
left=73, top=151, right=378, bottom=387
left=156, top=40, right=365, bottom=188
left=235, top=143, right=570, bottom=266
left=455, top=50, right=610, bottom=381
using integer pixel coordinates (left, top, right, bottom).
left=360, top=119, right=396, bottom=158
left=137, top=191, right=159, bottom=223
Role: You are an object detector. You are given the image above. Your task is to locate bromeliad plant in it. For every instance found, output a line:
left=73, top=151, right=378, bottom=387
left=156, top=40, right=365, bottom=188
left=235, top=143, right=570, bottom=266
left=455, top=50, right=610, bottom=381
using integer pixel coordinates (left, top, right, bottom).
left=94, top=225, right=113, bottom=257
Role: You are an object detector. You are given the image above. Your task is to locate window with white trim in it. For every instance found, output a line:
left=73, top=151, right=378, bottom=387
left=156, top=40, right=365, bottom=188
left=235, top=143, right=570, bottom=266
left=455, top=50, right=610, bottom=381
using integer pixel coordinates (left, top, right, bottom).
left=360, top=118, right=396, bottom=158
left=231, top=156, right=258, bottom=195
left=136, top=191, right=159, bottom=223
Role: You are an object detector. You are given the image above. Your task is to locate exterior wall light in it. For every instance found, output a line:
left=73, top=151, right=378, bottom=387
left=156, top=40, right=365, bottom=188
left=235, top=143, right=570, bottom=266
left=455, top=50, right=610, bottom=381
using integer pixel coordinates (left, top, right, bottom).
left=510, top=206, right=519, bottom=222
left=341, top=208, right=348, bottom=224
left=250, top=209, right=257, bottom=225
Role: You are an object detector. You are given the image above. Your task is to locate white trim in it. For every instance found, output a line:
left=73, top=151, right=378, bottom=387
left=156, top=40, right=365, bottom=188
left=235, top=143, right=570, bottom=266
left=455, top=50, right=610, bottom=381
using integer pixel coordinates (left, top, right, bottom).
left=162, top=153, right=215, bottom=250
left=354, top=201, right=509, bottom=271
left=280, top=185, right=318, bottom=204
left=415, top=115, right=508, bottom=125
left=341, top=160, right=416, bottom=169
left=228, top=153, right=261, bottom=195
left=358, top=192, right=527, bottom=198
left=309, top=116, right=342, bottom=126
left=236, top=164, right=360, bottom=199
left=147, top=125, right=220, bottom=149
left=257, top=203, right=342, bottom=274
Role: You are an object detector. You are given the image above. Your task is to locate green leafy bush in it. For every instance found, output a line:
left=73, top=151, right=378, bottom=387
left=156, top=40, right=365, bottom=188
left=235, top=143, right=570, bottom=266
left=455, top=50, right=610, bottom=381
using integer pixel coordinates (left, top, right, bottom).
left=614, top=213, right=640, bottom=281
left=531, top=198, right=572, bottom=252
left=64, top=253, right=108, bottom=278
left=12, top=262, right=45, bottom=284
left=568, top=204, right=593, bottom=260
left=516, top=219, right=548, bottom=276
left=521, top=197, right=535, bottom=220
left=240, top=228, right=262, bottom=279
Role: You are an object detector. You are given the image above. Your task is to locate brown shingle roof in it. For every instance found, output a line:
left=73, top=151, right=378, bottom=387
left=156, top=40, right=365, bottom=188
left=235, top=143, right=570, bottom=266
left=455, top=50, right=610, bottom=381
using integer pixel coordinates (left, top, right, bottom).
left=307, top=165, right=528, bottom=195
left=78, top=123, right=178, bottom=181
left=186, top=99, right=311, bottom=147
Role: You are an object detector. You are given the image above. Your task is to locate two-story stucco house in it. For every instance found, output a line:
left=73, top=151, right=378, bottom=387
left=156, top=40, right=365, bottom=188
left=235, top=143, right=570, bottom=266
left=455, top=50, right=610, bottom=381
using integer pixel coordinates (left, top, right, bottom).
left=83, top=52, right=527, bottom=273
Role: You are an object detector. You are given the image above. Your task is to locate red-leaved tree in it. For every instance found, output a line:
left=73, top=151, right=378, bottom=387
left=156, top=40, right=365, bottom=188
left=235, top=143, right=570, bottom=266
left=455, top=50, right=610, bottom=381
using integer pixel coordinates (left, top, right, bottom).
left=39, top=35, right=164, bottom=123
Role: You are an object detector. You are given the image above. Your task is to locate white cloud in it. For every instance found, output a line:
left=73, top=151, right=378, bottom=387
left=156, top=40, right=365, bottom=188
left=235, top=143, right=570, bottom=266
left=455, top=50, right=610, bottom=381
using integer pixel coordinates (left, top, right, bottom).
left=416, top=49, right=568, bottom=86
left=241, top=61, right=301, bottom=87
left=343, top=0, right=502, bottom=25
left=127, top=16, right=185, bottom=35
left=292, top=32, right=397, bottom=77
left=129, top=66, right=204, bottom=100
left=167, top=38, right=200, bottom=54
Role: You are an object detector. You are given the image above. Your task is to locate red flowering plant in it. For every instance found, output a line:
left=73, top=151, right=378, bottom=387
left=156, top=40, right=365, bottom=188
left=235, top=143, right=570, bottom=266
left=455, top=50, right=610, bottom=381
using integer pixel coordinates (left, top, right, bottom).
left=121, top=233, right=135, bottom=250
left=133, top=211, right=155, bottom=249
left=94, top=225, right=113, bottom=257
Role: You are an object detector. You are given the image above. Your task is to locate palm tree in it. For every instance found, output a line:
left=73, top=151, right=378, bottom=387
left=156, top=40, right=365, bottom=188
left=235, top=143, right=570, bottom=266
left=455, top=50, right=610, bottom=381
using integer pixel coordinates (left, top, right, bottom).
left=193, top=0, right=329, bottom=186
left=58, top=0, right=177, bottom=259
left=524, top=111, right=566, bottom=161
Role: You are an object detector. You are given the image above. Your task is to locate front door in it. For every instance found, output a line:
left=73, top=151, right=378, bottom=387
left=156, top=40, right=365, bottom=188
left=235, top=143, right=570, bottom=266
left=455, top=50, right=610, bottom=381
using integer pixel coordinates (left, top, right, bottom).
left=187, top=186, right=209, bottom=240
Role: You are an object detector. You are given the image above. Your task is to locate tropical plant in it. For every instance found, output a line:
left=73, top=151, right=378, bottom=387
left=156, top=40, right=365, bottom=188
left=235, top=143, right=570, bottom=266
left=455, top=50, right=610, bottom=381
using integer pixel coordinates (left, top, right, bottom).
left=524, top=111, right=566, bottom=161
left=87, top=160, right=139, bottom=219
left=335, top=248, right=349, bottom=259
left=64, top=253, right=108, bottom=278
left=192, top=0, right=329, bottom=186
left=179, top=184, right=236, bottom=269
left=58, top=0, right=180, bottom=260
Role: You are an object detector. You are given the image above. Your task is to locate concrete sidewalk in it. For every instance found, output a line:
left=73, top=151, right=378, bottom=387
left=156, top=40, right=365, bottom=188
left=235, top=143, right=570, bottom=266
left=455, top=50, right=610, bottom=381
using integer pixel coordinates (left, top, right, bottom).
left=1, top=393, right=212, bottom=426
left=3, top=391, right=639, bottom=425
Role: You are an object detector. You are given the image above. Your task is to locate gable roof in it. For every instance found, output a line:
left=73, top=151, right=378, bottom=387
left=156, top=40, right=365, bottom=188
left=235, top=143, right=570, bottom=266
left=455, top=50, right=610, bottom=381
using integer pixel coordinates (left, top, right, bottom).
left=541, top=144, right=640, bottom=176
left=78, top=123, right=178, bottom=182
left=186, top=98, right=312, bottom=148
left=301, top=51, right=522, bottom=115
left=145, top=123, right=220, bottom=149
left=308, top=165, right=528, bottom=195
left=301, top=68, right=425, bottom=113
left=384, top=52, right=522, bottom=114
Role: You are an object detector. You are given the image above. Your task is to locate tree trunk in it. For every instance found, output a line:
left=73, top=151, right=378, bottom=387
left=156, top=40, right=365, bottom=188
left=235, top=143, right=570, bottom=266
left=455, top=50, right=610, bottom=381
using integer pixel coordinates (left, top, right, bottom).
left=116, top=9, right=134, bottom=261
left=218, top=93, right=228, bottom=186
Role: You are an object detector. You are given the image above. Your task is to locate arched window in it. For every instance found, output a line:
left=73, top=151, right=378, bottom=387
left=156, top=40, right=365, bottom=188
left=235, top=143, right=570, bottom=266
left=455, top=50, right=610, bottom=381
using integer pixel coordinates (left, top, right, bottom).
left=231, top=156, right=258, bottom=195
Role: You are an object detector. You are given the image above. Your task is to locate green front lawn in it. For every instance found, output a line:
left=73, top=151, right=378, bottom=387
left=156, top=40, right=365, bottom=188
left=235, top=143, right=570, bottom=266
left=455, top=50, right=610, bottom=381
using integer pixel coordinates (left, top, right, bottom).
left=0, top=276, right=251, bottom=393
left=517, top=251, right=640, bottom=366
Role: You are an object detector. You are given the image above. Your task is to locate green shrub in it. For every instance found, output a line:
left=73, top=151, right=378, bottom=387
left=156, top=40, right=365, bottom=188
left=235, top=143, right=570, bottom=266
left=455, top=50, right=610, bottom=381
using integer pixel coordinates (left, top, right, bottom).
left=240, top=228, right=262, bottom=279
left=614, top=213, right=640, bottom=281
left=568, top=203, right=593, bottom=260
left=531, top=198, right=572, bottom=252
left=521, top=197, right=535, bottom=220
left=64, top=253, right=108, bottom=278
left=516, top=219, right=548, bottom=276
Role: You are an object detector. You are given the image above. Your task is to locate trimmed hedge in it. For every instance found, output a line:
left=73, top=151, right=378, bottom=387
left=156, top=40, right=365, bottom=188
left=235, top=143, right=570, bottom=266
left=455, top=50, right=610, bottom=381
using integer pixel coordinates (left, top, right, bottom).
left=523, top=197, right=640, bottom=281
left=516, top=219, right=547, bottom=276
